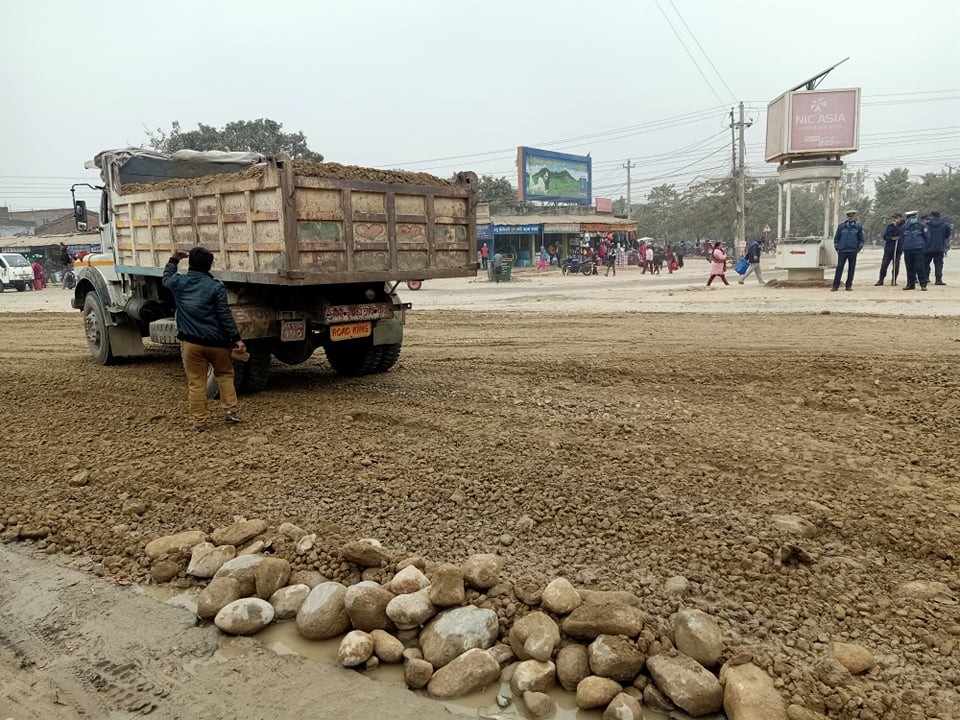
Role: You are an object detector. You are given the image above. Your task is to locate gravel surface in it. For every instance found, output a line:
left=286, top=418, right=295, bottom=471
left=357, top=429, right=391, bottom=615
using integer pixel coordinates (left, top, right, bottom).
left=1, top=254, right=959, bottom=719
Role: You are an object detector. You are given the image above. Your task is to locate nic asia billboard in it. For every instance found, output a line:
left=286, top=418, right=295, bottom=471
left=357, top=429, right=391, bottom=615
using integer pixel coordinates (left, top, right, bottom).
left=517, top=147, right=592, bottom=205
left=765, top=87, right=860, bottom=162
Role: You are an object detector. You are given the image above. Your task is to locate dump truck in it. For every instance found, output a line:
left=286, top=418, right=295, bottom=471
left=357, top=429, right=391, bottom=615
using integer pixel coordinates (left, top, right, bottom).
left=70, top=149, right=477, bottom=392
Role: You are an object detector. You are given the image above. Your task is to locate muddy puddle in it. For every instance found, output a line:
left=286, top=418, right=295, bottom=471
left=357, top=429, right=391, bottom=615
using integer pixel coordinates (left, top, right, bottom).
left=140, top=587, right=673, bottom=719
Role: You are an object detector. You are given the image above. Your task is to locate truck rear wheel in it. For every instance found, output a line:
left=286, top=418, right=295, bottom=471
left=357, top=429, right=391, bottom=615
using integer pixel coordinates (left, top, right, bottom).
left=376, top=344, right=401, bottom=373
left=324, top=338, right=382, bottom=376
left=82, top=292, right=116, bottom=365
left=206, top=342, right=272, bottom=398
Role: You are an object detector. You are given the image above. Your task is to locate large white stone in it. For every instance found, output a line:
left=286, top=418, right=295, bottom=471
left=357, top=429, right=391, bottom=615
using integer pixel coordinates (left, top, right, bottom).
left=214, top=597, right=274, bottom=635
left=420, top=605, right=499, bottom=668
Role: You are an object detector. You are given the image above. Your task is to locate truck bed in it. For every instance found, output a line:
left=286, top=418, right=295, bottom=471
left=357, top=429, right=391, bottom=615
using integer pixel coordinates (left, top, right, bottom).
left=109, top=157, right=477, bottom=285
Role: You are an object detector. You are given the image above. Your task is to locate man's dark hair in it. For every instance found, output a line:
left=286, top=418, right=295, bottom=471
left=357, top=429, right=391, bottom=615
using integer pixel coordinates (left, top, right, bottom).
left=188, top=246, right=214, bottom=273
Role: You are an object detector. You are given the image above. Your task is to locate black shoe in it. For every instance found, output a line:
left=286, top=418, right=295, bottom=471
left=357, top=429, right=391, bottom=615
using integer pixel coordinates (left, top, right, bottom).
left=935, top=281, right=946, bottom=286
left=845, top=287, right=852, bottom=291
left=903, top=286, right=915, bottom=291
left=874, top=281, right=884, bottom=286
left=920, top=286, right=927, bottom=291
left=831, top=287, right=839, bottom=292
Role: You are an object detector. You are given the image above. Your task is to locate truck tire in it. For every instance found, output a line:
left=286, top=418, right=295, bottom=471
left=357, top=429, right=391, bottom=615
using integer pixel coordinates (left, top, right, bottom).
left=376, top=343, right=401, bottom=373
left=207, top=342, right=272, bottom=399
left=82, top=292, right=116, bottom=365
left=16, top=283, right=25, bottom=292
left=324, top=338, right=382, bottom=376
left=0, top=281, right=5, bottom=292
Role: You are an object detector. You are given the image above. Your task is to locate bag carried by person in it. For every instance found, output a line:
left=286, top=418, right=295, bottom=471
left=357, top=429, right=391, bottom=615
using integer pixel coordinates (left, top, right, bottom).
left=669, top=260, right=679, bottom=272
left=734, top=258, right=749, bottom=275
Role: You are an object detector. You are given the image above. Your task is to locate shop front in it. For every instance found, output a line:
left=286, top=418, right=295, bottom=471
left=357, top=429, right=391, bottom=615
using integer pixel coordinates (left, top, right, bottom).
left=492, top=223, right=542, bottom=267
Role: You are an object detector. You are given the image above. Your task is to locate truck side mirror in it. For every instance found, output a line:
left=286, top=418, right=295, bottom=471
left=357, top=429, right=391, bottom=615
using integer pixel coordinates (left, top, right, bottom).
left=74, top=200, right=88, bottom=232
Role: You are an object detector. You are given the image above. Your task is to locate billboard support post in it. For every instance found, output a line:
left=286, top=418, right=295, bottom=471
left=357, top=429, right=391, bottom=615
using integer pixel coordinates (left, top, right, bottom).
left=765, top=79, right=861, bottom=283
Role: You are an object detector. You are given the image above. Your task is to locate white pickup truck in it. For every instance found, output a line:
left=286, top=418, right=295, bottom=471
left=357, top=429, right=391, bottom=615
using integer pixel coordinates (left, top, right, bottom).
left=0, top=253, right=33, bottom=292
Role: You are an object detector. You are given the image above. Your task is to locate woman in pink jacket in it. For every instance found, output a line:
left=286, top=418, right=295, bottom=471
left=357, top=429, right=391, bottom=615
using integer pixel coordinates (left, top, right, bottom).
left=706, top=240, right=729, bottom=286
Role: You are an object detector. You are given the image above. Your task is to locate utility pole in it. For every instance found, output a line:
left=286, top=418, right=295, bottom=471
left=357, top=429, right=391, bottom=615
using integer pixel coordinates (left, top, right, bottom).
left=623, top=159, right=634, bottom=217
left=946, top=163, right=956, bottom=179
left=729, top=102, right=753, bottom=252
left=729, top=108, right=737, bottom=248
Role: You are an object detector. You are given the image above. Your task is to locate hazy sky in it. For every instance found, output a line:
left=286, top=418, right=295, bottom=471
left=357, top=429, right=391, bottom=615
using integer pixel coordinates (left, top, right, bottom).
left=3, top=0, right=958, bottom=210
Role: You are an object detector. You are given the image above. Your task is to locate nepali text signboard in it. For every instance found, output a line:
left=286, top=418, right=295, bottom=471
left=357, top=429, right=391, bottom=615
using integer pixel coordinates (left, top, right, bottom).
left=517, top=147, right=592, bottom=205
left=765, top=87, right=860, bottom=163
left=493, top=224, right=543, bottom=235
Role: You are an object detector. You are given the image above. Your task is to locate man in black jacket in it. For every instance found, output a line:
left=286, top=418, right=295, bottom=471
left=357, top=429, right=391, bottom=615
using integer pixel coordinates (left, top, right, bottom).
left=162, top=247, right=246, bottom=431
left=924, top=211, right=952, bottom=286
left=738, top=236, right=766, bottom=285
left=875, top=213, right=903, bottom=286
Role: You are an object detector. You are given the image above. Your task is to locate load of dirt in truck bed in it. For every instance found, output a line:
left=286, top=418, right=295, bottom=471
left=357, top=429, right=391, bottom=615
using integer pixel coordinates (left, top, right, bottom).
left=120, top=160, right=454, bottom=195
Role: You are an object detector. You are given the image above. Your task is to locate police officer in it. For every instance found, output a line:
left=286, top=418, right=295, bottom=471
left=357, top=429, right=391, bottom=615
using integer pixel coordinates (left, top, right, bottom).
left=832, top=210, right=864, bottom=291
left=875, top=213, right=903, bottom=286
left=924, top=211, right=952, bottom=286
left=900, top=210, right=928, bottom=291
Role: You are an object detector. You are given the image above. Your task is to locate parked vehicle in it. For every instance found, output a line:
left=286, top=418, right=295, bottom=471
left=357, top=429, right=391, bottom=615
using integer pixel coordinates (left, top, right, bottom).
left=69, top=149, right=478, bottom=391
left=0, top=253, right=32, bottom=292
left=561, top=256, right=594, bottom=276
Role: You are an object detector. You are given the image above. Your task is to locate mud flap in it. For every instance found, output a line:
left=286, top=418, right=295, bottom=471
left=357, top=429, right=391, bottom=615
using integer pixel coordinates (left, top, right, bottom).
left=372, top=318, right=403, bottom=346
left=108, top=322, right=145, bottom=357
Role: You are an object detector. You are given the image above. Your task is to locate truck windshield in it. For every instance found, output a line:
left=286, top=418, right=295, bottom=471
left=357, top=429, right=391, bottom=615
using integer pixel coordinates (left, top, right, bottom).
left=2, top=254, right=29, bottom=267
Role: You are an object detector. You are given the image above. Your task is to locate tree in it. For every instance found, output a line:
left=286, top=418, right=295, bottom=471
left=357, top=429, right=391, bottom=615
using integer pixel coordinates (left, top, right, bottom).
left=477, top=175, right=519, bottom=213
left=873, top=168, right=911, bottom=214
left=146, top=119, right=323, bottom=161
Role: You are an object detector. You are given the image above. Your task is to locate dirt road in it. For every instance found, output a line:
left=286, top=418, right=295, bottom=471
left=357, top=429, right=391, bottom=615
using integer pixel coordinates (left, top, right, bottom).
left=1, top=273, right=959, bottom=718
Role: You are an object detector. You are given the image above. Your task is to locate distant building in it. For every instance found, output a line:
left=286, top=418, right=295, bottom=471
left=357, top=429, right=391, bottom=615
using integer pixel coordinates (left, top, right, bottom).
left=34, top=210, right=100, bottom=236
left=0, top=207, right=36, bottom=236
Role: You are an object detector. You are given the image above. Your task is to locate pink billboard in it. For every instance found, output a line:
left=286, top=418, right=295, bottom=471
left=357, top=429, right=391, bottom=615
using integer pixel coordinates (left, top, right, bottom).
left=788, top=88, right=860, bottom=154
left=595, top=197, right=612, bottom=213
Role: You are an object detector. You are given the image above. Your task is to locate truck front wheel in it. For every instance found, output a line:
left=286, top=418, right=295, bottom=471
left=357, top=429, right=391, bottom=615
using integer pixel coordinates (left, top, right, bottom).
left=82, top=292, right=116, bottom=365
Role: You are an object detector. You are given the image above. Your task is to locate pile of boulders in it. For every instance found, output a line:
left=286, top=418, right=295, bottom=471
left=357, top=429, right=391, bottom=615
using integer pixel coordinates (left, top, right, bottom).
left=139, top=520, right=888, bottom=720
left=143, top=520, right=882, bottom=720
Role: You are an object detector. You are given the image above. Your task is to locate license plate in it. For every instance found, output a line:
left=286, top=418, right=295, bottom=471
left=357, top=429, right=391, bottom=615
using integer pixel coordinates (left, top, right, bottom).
left=280, top=320, right=306, bottom=342
left=329, top=321, right=371, bottom=342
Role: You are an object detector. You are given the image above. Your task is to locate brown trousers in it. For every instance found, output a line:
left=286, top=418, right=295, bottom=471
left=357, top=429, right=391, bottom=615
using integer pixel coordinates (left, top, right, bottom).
left=181, top=341, right=237, bottom=425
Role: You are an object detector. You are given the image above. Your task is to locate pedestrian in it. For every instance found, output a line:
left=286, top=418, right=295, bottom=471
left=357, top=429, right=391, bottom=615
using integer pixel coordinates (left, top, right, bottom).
left=31, top=260, right=44, bottom=291
left=537, top=245, right=549, bottom=271
left=831, top=210, right=864, bottom=292
left=665, top=246, right=677, bottom=273
left=876, top=213, right=904, bottom=285
left=480, top=243, right=489, bottom=270
left=900, top=210, right=928, bottom=291
left=738, top=236, right=766, bottom=285
left=706, top=240, right=729, bottom=286
left=639, top=240, right=647, bottom=273
left=924, top=211, right=952, bottom=286
left=677, top=241, right=686, bottom=268
left=604, top=244, right=616, bottom=276
left=162, top=247, right=246, bottom=432
left=645, top=245, right=654, bottom=274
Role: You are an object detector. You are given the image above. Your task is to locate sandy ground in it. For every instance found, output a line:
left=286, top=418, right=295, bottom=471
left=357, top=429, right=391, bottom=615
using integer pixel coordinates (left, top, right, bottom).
left=1, top=248, right=959, bottom=719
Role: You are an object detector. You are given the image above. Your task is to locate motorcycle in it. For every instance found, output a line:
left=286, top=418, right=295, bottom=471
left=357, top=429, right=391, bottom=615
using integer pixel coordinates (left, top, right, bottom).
left=561, top=256, right=595, bottom=276
left=62, top=269, right=77, bottom=290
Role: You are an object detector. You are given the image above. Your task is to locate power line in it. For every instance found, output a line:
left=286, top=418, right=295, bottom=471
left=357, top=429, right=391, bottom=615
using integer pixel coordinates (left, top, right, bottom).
left=653, top=0, right=726, bottom=107
left=666, top=0, right=737, bottom=104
